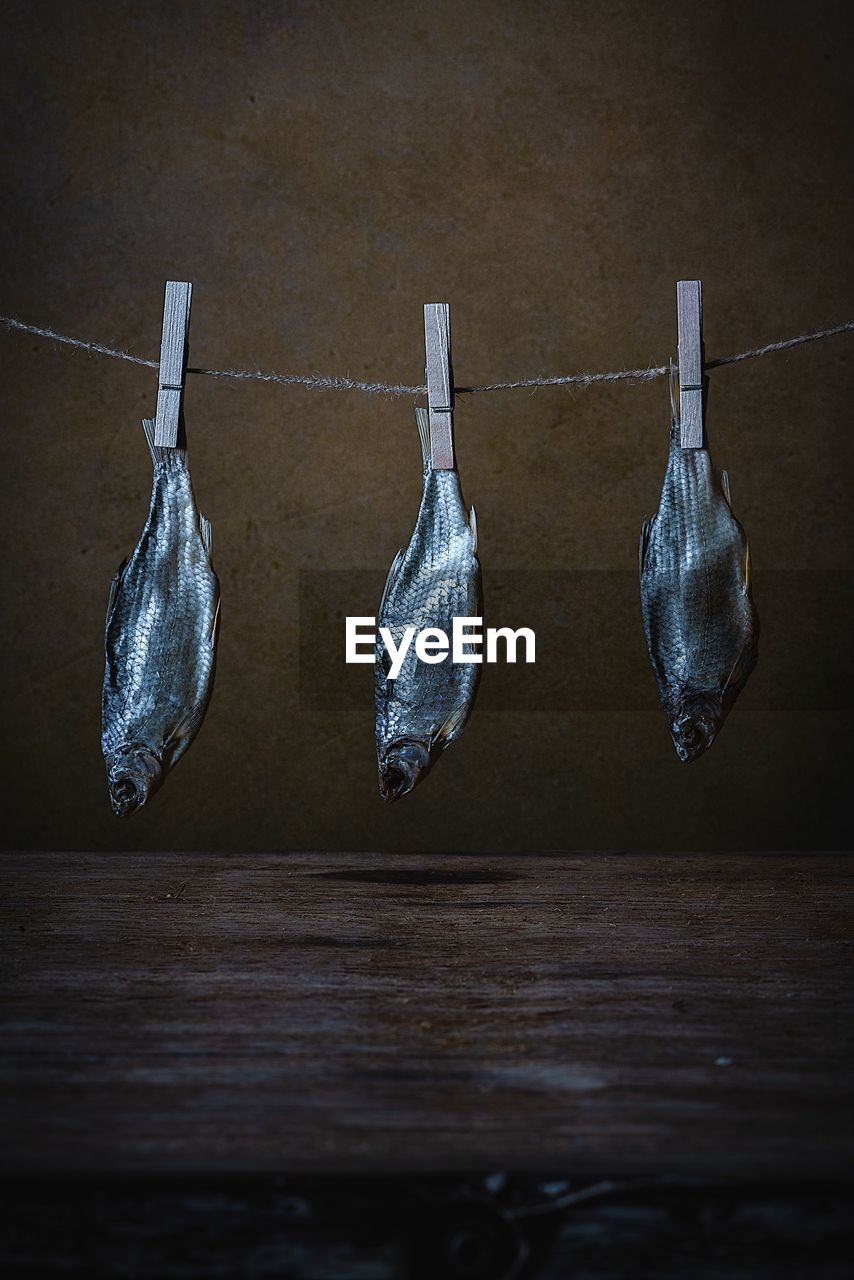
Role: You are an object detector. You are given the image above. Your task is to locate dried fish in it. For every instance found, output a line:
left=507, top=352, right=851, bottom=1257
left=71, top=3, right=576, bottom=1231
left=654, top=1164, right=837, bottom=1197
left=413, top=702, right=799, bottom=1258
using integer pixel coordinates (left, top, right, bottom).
left=101, top=420, right=220, bottom=815
left=640, top=400, right=759, bottom=762
left=375, top=408, right=481, bottom=800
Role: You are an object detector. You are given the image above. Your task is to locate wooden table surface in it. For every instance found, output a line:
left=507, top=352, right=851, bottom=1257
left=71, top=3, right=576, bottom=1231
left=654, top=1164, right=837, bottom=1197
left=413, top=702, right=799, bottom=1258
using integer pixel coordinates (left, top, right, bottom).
left=1, top=851, right=852, bottom=1177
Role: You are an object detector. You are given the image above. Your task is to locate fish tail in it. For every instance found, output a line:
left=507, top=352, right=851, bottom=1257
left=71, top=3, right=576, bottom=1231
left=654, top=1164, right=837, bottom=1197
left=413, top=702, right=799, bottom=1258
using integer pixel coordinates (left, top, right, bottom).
left=415, top=406, right=431, bottom=470
left=141, top=417, right=188, bottom=466
left=668, top=357, right=679, bottom=423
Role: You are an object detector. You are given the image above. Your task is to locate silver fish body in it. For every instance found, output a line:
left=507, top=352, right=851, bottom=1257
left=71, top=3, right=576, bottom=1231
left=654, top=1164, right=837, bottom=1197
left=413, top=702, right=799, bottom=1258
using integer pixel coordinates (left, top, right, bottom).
left=101, top=419, right=220, bottom=815
left=639, top=422, right=758, bottom=762
left=375, top=409, right=481, bottom=800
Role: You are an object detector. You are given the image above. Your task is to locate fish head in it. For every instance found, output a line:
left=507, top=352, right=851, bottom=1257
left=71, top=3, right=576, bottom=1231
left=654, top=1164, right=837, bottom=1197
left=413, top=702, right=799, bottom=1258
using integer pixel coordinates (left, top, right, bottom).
left=669, top=694, right=724, bottom=763
left=106, top=745, right=163, bottom=817
left=379, top=738, right=432, bottom=802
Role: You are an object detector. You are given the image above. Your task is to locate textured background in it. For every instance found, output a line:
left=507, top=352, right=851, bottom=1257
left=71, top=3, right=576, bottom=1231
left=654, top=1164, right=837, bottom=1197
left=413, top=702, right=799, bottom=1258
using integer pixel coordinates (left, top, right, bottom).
left=1, top=0, right=852, bottom=853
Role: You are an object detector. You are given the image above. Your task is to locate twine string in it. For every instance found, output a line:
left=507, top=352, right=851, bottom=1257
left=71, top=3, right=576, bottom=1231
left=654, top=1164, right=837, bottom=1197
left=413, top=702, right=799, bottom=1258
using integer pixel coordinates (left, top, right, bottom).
left=1, top=313, right=852, bottom=399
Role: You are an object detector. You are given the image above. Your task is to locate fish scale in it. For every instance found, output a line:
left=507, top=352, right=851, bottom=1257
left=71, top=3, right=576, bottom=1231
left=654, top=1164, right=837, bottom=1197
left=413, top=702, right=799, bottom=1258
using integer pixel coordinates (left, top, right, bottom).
left=101, top=419, right=220, bottom=815
left=640, top=421, right=759, bottom=762
left=375, top=411, right=481, bottom=800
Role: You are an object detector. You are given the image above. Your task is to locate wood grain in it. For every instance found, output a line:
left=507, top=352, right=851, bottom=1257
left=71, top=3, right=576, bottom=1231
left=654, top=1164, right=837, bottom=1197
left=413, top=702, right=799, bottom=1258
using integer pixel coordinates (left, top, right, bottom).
left=154, top=280, right=192, bottom=448
left=1, top=852, right=852, bottom=1176
left=677, top=279, right=704, bottom=448
left=424, top=302, right=455, bottom=469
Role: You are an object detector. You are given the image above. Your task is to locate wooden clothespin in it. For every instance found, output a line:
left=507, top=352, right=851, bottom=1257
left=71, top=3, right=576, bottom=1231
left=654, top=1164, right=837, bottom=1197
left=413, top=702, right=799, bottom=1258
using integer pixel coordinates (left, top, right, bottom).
left=676, top=279, right=705, bottom=449
left=424, top=302, right=455, bottom=470
left=154, top=281, right=193, bottom=448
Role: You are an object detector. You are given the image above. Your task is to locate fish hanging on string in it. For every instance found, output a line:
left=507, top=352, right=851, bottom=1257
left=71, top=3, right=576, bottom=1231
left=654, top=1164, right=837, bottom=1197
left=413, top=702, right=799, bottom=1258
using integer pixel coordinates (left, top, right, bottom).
left=639, top=368, right=759, bottom=762
left=101, top=418, right=220, bottom=815
left=374, top=405, right=481, bottom=800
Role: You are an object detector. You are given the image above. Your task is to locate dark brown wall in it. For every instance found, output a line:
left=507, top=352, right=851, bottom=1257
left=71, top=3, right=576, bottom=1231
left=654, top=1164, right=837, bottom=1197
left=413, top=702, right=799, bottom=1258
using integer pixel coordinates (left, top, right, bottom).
left=2, top=0, right=852, bottom=852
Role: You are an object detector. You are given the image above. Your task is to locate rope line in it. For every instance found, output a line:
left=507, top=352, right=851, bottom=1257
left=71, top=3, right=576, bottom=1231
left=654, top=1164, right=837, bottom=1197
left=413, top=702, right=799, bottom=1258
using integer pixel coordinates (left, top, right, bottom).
left=2, top=313, right=852, bottom=399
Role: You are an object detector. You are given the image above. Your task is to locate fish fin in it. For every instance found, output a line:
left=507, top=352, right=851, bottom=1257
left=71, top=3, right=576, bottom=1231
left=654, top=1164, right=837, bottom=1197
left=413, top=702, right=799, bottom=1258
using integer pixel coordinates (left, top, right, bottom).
left=723, top=636, right=756, bottom=696
left=469, top=505, right=478, bottom=555
left=199, top=513, right=213, bottom=556
left=164, top=700, right=207, bottom=753
left=141, top=416, right=187, bottom=466
left=379, top=549, right=405, bottom=617
left=742, top=542, right=752, bottom=595
left=721, top=469, right=732, bottom=507
left=210, top=593, right=221, bottom=646
left=639, top=518, right=651, bottom=574
left=434, top=703, right=469, bottom=749
left=106, top=557, right=128, bottom=624
left=415, top=406, right=431, bottom=470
